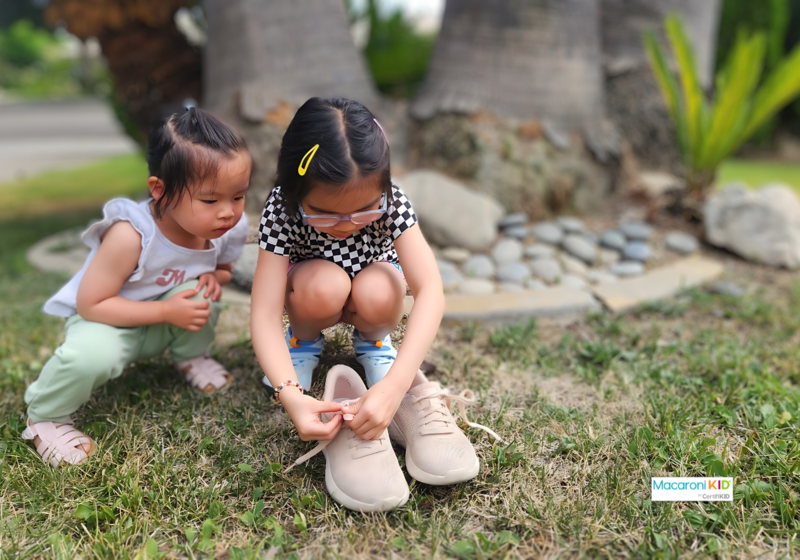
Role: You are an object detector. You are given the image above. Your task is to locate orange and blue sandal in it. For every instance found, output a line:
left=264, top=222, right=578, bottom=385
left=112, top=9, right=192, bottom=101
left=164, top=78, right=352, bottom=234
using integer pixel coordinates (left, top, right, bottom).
left=262, top=327, right=325, bottom=397
left=353, top=330, right=397, bottom=387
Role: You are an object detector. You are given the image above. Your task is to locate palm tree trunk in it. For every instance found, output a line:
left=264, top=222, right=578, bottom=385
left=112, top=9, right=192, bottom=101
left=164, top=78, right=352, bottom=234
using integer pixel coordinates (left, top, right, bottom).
left=203, top=0, right=375, bottom=115
left=46, top=0, right=201, bottom=145
left=408, top=0, right=614, bottom=218
left=411, top=0, right=605, bottom=130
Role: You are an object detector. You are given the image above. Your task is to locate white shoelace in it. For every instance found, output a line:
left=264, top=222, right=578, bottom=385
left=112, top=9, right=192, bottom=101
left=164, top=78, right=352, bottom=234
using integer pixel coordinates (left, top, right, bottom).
left=413, top=386, right=504, bottom=443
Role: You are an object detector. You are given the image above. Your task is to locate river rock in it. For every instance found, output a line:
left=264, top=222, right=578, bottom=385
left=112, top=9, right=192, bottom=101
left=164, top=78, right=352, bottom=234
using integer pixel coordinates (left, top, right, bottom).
left=600, top=230, right=626, bottom=251
left=562, top=234, right=597, bottom=264
left=441, top=246, right=472, bottom=263
left=599, top=248, right=621, bottom=266
left=560, top=254, right=589, bottom=276
left=497, top=262, right=531, bottom=283
left=436, top=259, right=458, bottom=273
left=525, top=278, right=548, bottom=290
left=398, top=170, right=504, bottom=251
left=531, top=222, right=564, bottom=245
left=560, top=274, right=588, bottom=290
left=557, top=216, right=585, bottom=233
left=665, top=231, right=700, bottom=255
left=705, top=184, right=800, bottom=269
left=530, top=258, right=562, bottom=283
left=440, top=268, right=464, bottom=292
left=499, top=282, right=525, bottom=293
left=611, top=261, right=645, bottom=276
left=463, top=255, right=495, bottom=279
left=231, top=243, right=259, bottom=290
left=499, top=212, right=528, bottom=229
left=458, top=278, right=496, bottom=295
left=587, top=270, right=618, bottom=285
left=623, top=241, right=653, bottom=262
left=619, top=221, right=652, bottom=240
left=492, top=238, right=523, bottom=264
left=582, top=232, right=599, bottom=245
left=503, top=225, right=530, bottom=239
left=524, top=243, right=554, bottom=259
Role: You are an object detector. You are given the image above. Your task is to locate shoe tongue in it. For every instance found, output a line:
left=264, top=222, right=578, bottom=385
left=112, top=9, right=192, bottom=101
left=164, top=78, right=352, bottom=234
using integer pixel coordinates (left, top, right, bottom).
left=408, top=381, right=441, bottom=399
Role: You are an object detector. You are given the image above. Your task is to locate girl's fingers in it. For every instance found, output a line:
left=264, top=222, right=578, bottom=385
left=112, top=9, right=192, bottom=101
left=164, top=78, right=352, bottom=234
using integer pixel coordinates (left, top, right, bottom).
left=341, top=401, right=359, bottom=415
left=351, top=415, right=376, bottom=435
left=313, top=400, right=344, bottom=414
left=304, top=414, right=342, bottom=439
left=361, top=427, right=382, bottom=441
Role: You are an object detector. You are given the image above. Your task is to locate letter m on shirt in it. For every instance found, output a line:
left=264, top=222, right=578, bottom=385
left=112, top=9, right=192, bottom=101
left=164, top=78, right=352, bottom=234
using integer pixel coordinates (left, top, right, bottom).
left=156, top=268, right=186, bottom=286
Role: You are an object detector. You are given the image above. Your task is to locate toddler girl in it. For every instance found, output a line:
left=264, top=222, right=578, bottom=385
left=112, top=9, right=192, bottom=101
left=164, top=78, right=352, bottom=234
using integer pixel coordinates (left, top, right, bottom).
left=22, top=107, right=251, bottom=467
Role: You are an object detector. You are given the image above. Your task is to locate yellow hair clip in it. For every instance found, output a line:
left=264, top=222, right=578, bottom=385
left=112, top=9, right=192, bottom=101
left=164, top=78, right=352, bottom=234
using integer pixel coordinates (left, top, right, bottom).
left=298, top=144, right=319, bottom=176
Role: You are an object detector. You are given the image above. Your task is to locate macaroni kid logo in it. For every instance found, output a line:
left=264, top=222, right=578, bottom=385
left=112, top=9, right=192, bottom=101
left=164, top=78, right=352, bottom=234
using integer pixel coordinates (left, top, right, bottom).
left=651, top=477, right=734, bottom=502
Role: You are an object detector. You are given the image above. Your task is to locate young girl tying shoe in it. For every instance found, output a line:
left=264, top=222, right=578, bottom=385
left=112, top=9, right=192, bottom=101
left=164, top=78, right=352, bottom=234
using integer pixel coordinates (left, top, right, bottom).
left=22, top=108, right=251, bottom=467
left=251, top=97, right=444, bottom=443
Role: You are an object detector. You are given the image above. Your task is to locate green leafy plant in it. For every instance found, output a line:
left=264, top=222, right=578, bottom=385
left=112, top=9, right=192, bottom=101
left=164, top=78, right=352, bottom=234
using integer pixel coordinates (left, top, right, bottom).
left=645, top=14, right=800, bottom=194
left=346, top=0, right=435, bottom=97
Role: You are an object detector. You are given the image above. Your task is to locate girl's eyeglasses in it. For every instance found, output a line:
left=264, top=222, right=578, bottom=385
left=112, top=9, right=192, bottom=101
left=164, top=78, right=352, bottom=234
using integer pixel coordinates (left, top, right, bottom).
left=299, top=193, right=387, bottom=227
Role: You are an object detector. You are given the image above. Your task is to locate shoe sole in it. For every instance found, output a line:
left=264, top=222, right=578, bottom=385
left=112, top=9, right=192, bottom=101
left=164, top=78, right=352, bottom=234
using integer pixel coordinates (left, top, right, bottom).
left=323, top=448, right=410, bottom=512
left=389, top=421, right=480, bottom=486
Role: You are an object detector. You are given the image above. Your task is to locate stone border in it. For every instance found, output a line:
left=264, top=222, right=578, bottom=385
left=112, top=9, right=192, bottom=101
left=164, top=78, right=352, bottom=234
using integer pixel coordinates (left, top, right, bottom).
left=592, top=256, right=724, bottom=312
left=27, top=232, right=725, bottom=323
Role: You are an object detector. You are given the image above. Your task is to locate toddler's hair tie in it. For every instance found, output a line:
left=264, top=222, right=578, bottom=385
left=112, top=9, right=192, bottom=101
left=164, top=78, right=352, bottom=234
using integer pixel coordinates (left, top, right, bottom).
left=298, top=144, right=319, bottom=176
left=373, top=118, right=387, bottom=142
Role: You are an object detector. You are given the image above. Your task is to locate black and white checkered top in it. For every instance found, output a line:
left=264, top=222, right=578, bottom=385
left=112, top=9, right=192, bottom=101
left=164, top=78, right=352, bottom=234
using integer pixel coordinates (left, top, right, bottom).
left=258, top=183, right=417, bottom=278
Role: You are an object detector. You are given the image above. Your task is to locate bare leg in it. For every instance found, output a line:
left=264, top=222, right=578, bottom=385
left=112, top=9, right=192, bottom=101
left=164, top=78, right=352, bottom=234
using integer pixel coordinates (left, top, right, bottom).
left=285, top=259, right=351, bottom=340
left=342, top=263, right=406, bottom=340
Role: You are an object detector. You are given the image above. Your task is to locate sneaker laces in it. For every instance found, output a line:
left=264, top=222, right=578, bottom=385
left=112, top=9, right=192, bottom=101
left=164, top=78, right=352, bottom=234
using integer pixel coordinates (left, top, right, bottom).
left=284, top=399, right=385, bottom=473
left=413, top=386, right=504, bottom=443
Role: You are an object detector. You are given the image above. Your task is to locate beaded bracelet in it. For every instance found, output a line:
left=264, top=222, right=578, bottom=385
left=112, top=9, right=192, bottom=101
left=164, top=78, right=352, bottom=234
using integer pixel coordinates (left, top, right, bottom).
left=274, top=380, right=304, bottom=402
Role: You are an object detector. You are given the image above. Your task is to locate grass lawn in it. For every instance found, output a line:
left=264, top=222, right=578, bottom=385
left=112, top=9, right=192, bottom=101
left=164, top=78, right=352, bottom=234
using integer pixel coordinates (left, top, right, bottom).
left=2, top=209, right=800, bottom=557
left=718, top=159, right=800, bottom=192
left=0, top=154, right=148, bottom=220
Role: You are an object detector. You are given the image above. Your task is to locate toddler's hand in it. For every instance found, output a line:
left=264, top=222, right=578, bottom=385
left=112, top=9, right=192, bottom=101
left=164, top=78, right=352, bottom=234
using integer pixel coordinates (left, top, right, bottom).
left=196, top=273, right=222, bottom=302
left=280, top=388, right=344, bottom=441
left=163, top=289, right=211, bottom=331
left=343, top=381, right=405, bottom=441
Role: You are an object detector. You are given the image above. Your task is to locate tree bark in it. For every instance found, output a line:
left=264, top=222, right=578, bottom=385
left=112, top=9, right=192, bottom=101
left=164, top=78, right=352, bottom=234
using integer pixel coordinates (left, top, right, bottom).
left=601, top=0, right=722, bottom=172
left=411, top=0, right=605, bottom=130
left=46, top=0, right=201, bottom=144
left=203, top=0, right=376, bottom=117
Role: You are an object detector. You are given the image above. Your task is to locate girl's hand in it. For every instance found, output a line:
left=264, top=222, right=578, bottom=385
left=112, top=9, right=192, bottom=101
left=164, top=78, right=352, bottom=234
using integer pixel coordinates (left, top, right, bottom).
left=343, top=380, right=405, bottom=441
left=280, top=388, right=345, bottom=441
left=162, top=289, right=211, bottom=331
left=196, top=273, right=222, bottom=301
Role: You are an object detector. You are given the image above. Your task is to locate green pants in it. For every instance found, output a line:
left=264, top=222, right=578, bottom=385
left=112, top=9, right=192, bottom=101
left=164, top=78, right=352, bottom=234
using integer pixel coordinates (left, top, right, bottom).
left=25, top=280, right=221, bottom=423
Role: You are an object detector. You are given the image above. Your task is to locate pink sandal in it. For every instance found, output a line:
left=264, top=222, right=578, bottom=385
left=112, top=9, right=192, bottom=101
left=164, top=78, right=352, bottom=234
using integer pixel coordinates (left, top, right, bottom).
left=21, top=418, right=96, bottom=467
left=175, top=353, right=233, bottom=396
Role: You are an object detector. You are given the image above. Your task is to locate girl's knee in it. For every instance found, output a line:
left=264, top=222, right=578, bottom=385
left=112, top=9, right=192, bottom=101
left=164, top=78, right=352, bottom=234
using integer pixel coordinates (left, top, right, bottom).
left=350, top=269, right=404, bottom=323
left=290, top=269, right=351, bottom=317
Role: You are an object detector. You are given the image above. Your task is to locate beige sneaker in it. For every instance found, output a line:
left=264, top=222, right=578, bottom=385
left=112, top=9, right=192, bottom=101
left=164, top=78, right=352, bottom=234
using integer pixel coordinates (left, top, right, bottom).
left=388, top=371, right=503, bottom=485
left=287, top=365, right=409, bottom=512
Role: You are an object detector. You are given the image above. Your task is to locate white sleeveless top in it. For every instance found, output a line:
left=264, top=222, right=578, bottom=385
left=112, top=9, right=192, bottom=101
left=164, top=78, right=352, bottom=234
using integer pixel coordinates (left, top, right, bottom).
left=44, top=198, right=249, bottom=317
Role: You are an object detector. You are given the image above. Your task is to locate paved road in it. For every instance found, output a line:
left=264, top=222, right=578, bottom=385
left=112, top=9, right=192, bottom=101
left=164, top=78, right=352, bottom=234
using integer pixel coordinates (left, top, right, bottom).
left=0, top=98, right=138, bottom=184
